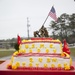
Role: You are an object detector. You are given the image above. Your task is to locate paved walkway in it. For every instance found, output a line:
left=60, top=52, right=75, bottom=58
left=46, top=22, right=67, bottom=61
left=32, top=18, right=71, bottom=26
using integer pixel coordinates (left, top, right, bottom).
left=0, top=55, right=11, bottom=61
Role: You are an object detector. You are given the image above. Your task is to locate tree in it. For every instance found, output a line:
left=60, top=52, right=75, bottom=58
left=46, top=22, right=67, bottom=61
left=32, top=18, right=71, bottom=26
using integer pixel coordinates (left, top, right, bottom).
left=69, top=14, right=75, bottom=35
left=49, top=13, right=75, bottom=43
left=68, top=13, right=75, bottom=43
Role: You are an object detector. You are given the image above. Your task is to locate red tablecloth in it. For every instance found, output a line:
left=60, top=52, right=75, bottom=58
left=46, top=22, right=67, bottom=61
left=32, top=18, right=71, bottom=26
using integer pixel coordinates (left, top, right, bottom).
left=0, top=60, right=75, bottom=75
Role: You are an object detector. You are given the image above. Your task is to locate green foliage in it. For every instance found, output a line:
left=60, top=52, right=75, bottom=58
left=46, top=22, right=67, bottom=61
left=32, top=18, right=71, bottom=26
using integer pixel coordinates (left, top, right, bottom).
left=14, top=43, right=19, bottom=51
left=49, top=13, right=75, bottom=43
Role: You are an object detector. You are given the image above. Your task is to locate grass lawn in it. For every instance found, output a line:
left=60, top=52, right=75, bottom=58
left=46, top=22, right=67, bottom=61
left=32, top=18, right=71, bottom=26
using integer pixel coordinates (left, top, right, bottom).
left=0, top=49, right=15, bottom=58
left=70, top=47, right=75, bottom=57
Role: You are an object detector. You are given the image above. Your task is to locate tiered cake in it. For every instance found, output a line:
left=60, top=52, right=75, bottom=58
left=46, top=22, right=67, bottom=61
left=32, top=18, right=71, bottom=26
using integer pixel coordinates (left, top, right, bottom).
left=7, top=38, right=73, bottom=70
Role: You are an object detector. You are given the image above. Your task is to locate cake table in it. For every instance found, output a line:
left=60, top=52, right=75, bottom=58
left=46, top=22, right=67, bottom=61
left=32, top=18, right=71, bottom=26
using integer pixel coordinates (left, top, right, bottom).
left=0, top=60, right=75, bottom=75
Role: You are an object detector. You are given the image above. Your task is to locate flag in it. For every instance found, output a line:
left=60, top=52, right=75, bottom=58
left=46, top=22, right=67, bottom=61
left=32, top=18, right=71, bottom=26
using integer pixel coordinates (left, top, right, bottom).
left=49, top=6, right=58, bottom=22
left=17, top=35, right=21, bottom=45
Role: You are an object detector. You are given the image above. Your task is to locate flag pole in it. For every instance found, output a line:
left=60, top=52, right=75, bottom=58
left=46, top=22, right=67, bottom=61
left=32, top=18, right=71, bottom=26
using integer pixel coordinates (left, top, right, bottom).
left=42, top=6, right=53, bottom=26
left=27, top=17, right=30, bottom=39
left=42, top=14, right=49, bottom=26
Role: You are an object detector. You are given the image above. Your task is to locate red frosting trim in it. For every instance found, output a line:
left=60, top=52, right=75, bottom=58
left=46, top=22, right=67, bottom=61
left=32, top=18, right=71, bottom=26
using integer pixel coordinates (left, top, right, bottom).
left=13, top=53, right=61, bottom=57
left=13, top=53, right=70, bottom=59
left=31, top=38, right=53, bottom=40
left=9, top=67, right=66, bottom=70
left=21, top=41, right=61, bottom=44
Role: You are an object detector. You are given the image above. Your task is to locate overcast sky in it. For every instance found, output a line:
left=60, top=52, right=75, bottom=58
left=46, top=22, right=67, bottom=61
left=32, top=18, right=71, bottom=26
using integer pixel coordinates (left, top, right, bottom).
left=0, top=0, right=75, bottom=39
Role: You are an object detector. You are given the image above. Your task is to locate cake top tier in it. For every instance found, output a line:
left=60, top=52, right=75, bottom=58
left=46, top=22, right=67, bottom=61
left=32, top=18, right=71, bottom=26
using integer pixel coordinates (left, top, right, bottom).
left=18, top=38, right=62, bottom=54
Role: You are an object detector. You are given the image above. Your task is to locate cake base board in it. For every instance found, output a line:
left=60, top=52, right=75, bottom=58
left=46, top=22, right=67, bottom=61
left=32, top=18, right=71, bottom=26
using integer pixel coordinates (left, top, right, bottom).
left=0, top=60, right=75, bottom=75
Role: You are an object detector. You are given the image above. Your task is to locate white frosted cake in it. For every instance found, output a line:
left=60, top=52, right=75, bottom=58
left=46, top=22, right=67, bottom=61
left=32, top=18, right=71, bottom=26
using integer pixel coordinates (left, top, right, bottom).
left=7, top=38, right=73, bottom=70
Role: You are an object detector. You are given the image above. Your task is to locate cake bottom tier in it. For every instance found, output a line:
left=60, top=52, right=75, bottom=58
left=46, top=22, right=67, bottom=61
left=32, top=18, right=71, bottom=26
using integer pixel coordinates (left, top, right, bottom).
left=10, top=55, right=71, bottom=70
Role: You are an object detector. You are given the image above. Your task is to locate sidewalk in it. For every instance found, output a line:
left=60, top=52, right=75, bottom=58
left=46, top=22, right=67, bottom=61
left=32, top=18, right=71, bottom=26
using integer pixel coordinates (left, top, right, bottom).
left=0, top=55, right=11, bottom=61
